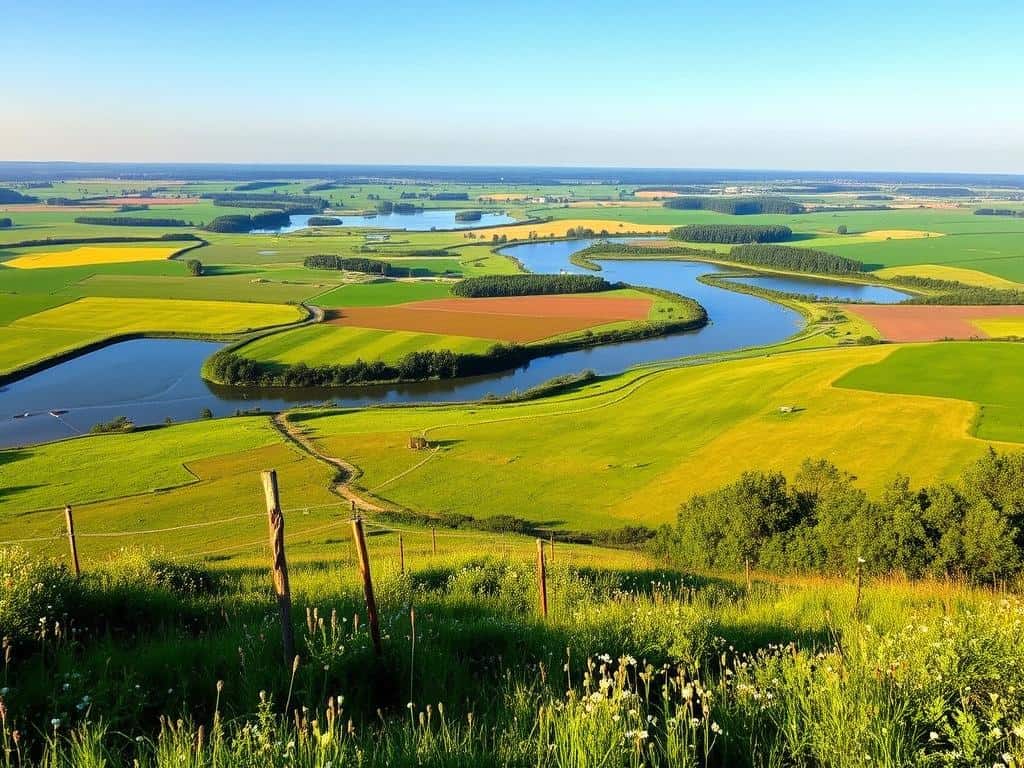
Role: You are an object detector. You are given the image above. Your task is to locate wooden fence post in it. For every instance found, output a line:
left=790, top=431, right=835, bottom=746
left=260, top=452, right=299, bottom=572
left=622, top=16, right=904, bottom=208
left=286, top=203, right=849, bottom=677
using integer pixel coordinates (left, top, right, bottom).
left=431, top=527, right=437, bottom=556
left=744, top=558, right=751, bottom=593
left=853, top=556, right=865, bottom=621
left=64, top=505, right=81, bottom=578
left=536, top=538, right=548, bottom=619
left=399, top=534, right=405, bottom=575
left=262, top=470, right=295, bottom=666
left=549, top=532, right=555, bottom=563
left=351, top=516, right=383, bottom=656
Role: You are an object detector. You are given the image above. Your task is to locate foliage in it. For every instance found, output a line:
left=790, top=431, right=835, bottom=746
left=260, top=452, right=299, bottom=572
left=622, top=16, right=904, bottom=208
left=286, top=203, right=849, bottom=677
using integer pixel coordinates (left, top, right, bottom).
left=975, top=208, right=1023, bottom=217
left=0, top=217, right=12, bottom=228
left=890, top=274, right=1024, bottom=304
left=451, top=274, right=618, bottom=298
left=0, top=188, right=38, bottom=203
left=302, top=254, right=390, bottom=274
left=454, top=210, right=482, bottom=221
left=669, top=224, right=792, bottom=244
left=204, top=212, right=291, bottom=232
left=728, top=243, right=865, bottom=274
left=663, top=196, right=804, bottom=215
left=894, top=186, right=974, bottom=196
left=185, top=259, right=203, bottom=277
left=73, top=216, right=189, bottom=227
left=656, top=451, right=1024, bottom=580
left=306, top=216, right=342, bottom=226
left=430, top=192, right=470, bottom=200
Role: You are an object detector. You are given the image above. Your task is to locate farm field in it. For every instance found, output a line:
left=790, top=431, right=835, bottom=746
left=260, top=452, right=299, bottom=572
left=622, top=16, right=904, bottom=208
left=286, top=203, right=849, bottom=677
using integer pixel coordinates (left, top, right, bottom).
left=873, top=263, right=1024, bottom=288
left=843, top=304, right=1024, bottom=341
left=311, top=279, right=453, bottom=307
left=1, top=243, right=189, bottom=269
left=835, top=342, right=1024, bottom=442
left=294, top=343, right=1013, bottom=529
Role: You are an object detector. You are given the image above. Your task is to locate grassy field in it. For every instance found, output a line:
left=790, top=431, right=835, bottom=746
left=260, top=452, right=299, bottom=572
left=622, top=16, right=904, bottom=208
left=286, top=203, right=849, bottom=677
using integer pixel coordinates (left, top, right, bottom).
left=312, top=279, right=453, bottom=307
left=239, top=324, right=496, bottom=366
left=284, top=343, right=1013, bottom=530
left=835, top=342, right=1024, bottom=441
left=1, top=243, right=187, bottom=269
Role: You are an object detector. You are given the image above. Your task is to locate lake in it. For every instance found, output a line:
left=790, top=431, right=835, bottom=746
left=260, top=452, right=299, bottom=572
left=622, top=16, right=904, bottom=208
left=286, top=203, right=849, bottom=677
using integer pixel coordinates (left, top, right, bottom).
left=724, top=274, right=910, bottom=304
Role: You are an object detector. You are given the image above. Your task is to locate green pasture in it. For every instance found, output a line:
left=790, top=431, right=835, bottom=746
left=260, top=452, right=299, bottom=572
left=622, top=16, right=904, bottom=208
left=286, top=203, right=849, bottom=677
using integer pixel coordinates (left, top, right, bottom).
left=313, top=279, right=453, bottom=307
left=835, top=342, right=1024, bottom=442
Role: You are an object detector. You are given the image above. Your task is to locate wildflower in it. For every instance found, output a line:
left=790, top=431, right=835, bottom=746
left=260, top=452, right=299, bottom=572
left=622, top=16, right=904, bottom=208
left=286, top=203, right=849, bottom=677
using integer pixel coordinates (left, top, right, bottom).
left=711, top=722, right=722, bottom=734
left=50, top=718, right=60, bottom=728
left=929, top=732, right=940, bottom=741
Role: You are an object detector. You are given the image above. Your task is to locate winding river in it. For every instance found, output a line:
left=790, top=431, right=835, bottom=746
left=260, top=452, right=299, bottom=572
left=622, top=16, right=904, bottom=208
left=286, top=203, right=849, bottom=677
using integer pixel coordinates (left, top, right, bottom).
left=0, top=240, right=803, bottom=447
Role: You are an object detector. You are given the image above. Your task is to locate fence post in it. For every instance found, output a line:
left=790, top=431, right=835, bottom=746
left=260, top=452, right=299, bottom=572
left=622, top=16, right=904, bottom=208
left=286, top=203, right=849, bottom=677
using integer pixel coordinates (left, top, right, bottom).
left=431, top=527, right=437, bottom=556
left=853, top=556, right=865, bottom=621
left=261, top=470, right=295, bottom=666
left=399, top=534, right=405, bottom=575
left=536, top=538, right=548, bottom=619
left=351, top=516, right=383, bottom=656
left=744, top=557, right=751, bottom=593
left=64, top=505, right=81, bottom=578
left=549, top=532, right=555, bottom=563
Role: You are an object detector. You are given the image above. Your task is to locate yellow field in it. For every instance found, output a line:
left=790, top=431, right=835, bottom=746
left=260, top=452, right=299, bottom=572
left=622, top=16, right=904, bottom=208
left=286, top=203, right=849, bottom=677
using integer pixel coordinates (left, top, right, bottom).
left=859, top=229, right=945, bottom=241
left=478, top=193, right=529, bottom=201
left=13, top=296, right=304, bottom=334
left=972, top=318, right=1024, bottom=338
left=3, top=244, right=186, bottom=269
left=300, top=345, right=1008, bottom=528
left=473, top=218, right=672, bottom=241
left=874, top=264, right=1023, bottom=288
left=567, top=201, right=659, bottom=208
left=634, top=190, right=681, bottom=198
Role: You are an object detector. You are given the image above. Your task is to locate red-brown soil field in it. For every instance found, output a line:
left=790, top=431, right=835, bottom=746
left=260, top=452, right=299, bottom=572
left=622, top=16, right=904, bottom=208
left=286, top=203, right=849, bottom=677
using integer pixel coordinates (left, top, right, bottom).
left=843, top=304, right=1024, bottom=341
left=325, top=294, right=653, bottom=342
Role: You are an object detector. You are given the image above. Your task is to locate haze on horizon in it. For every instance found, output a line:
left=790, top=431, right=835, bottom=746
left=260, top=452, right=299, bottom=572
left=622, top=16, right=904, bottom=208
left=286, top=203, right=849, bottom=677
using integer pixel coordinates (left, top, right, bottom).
left=3, top=0, right=1022, bottom=174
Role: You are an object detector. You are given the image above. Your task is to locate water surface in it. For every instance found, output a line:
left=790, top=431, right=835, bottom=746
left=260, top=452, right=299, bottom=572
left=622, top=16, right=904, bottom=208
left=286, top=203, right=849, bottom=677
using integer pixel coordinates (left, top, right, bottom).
left=250, top=210, right=517, bottom=233
left=725, top=274, right=909, bottom=304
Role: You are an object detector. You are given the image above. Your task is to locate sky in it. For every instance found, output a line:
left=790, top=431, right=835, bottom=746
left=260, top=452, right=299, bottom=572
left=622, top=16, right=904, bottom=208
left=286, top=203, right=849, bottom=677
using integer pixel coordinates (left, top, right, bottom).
left=3, top=0, right=1023, bottom=172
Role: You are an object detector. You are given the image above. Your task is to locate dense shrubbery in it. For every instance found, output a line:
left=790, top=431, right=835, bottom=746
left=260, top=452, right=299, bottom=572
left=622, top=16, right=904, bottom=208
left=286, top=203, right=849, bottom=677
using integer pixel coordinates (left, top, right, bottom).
left=656, top=451, right=1024, bottom=581
left=185, top=259, right=203, bottom=276
left=303, top=254, right=390, bottom=274
left=891, top=275, right=1024, bottom=305
left=375, top=200, right=420, bottom=215
left=0, top=217, right=11, bottom=228
left=454, top=209, right=483, bottom=221
left=73, top=215, right=189, bottom=227
left=89, top=415, right=135, bottom=434
left=664, top=196, right=804, bottom=215
left=203, top=192, right=327, bottom=211
left=306, top=216, right=342, bottom=226
left=669, top=224, right=792, bottom=244
left=451, top=274, right=617, bottom=297
left=0, top=188, right=38, bottom=203
left=728, top=243, right=865, bottom=274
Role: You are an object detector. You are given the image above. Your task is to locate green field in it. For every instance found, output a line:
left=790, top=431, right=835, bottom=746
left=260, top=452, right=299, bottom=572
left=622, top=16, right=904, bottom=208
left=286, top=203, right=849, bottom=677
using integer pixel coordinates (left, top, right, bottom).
left=835, top=342, right=1024, bottom=441
left=312, top=279, right=453, bottom=307
left=239, top=324, right=496, bottom=366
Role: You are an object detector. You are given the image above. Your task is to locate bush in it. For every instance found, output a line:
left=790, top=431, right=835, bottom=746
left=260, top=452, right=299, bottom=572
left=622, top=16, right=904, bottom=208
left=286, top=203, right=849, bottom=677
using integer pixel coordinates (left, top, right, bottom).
left=185, top=259, right=203, bottom=276
left=454, top=210, right=483, bottom=221
left=0, top=547, right=78, bottom=646
left=307, top=216, right=342, bottom=226
left=89, top=415, right=135, bottom=434
left=837, top=224, right=848, bottom=234
left=0, top=217, right=12, bottom=228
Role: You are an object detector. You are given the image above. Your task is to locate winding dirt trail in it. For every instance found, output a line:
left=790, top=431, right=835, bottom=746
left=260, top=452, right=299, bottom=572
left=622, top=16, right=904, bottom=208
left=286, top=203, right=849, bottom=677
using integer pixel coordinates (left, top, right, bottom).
left=271, top=412, right=384, bottom=512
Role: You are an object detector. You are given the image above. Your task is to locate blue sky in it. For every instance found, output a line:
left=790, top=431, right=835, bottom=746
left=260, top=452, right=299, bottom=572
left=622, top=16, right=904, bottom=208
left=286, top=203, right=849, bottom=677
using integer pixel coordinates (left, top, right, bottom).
left=3, top=0, right=1022, bottom=171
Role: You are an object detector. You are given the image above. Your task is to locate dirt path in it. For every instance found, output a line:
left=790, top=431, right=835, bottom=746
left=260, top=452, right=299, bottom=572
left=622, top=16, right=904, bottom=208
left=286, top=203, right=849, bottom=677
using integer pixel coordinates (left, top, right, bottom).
left=271, top=413, right=384, bottom=512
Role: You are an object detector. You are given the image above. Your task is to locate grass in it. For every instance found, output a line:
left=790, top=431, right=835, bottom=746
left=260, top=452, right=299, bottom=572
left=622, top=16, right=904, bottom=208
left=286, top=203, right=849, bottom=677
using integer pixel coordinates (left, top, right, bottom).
left=239, top=324, right=497, bottom=366
left=313, top=280, right=453, bottom=307
left=873, top=263, right=1024, bottom=287
left=285, top=344, right=1006, bottom=530
left=1, top=244, right=186, bottom=269
left=835, top=342, right=1024, bottom=441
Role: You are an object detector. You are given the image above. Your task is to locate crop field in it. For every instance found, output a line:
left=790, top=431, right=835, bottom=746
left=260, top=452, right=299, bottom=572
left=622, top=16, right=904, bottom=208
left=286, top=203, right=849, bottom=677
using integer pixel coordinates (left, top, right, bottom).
left=312, top=279, right=453, bottom=307
left=843, top=304, right=1024, bottom=341
left=873, top=263, right=1024, bottom=287
left=1, top=243, right=187, bottom=269
left=292, top=344, right=1010, bottom=529
left=835, top=342, right=1024, bottom=441
left=324, top=292, right=655, bottom=343
left=239, top=324, right=496, bottom=366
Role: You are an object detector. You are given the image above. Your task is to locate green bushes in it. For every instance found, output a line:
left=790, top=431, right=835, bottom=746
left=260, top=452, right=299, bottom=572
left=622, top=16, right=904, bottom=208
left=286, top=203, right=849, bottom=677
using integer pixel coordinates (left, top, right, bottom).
left=375, top=200, right=420, bottom=214
left=728, top=243, right=865, bottom=274
left=454, top=209, right=482, bottom=221
left=89, top=415, right=135, bottom=434
left=975, top=208, right=1023, bottom=217
left=0, top=188, right=38, bottom=204
left=430, top=191, right=470, bottom=200
left=303, top=254, right=390, bottom=275
left=204, top=212, right=290, bottom=232
left=185, top=259, right=203, bottom=276
left=451, top=274, right=618, bottom=297
left=891, top=275, right=1024, bottom=304
left=664, top=196, right=804, bottom=215
left=73, top=216, right=189, bottom=227
left=0, top=217, right=11, bottom=228
left=669, top=224, right=792, bottom=244
left=656, top=450, right=1024, bottom=581
left=306, top=216, right=342, bottom=226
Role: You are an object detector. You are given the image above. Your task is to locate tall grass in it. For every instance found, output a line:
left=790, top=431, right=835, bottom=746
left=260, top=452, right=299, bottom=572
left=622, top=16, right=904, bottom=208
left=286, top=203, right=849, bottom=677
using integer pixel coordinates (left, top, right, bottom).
left=2, top=546, right=1023, bottom=766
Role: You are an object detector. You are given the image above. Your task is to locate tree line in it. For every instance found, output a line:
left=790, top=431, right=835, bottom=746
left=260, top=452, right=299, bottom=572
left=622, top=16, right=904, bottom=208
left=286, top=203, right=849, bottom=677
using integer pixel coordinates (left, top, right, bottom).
left=306, top=216, right=342, bottom=226
left=892, top=275, right=1024, bottom=305
left=669, top=224, right=793, bottom=244
left=74, top=216, right=189, bottom=227
left=232, top=181, right=287, bottom=191
left=376, top=200, right=420, bottom=214
left=203, top=212, right=290, bottom=232
left=728, top=243, right=865, bottom=274
left=895, top=186, right=974, bottom=197
left=303, top=254, right=390, bottom=274
left=451, top=274, right=618, bottom=298
left=0, top=188, right=38, bottom=204
left=454, top=210, right=482, bottom=221
left=664, top=196, right=804, bottom=215
left=430, top=192, right=470, bottom=200
left=975, top=208, right=1023, bottom=217
left=653, top=449, right=1024, bottom=582
left=0, top=217, right=11, bottom=228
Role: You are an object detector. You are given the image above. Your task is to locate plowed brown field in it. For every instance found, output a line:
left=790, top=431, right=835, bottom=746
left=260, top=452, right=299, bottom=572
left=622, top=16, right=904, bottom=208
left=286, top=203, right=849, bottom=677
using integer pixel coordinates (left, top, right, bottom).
left=843, top=304, right=1024, bottom=341
left=325, top=295, right=653, bottom=342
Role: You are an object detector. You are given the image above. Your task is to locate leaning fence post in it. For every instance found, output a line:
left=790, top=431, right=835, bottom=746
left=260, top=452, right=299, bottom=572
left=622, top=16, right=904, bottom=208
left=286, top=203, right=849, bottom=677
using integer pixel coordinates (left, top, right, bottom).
left=536, top=538, right=548, bottom=619
left=399, top=534, right=405, bottom=575
left=351, top=516, right=383, bottom=656
left=853, top=556, right=865, bottom=621
left=431, top=527, right=437, bottom=556
left=262, top=470, right=295, bottom=666
left=64, top=505, right=81, bottom=577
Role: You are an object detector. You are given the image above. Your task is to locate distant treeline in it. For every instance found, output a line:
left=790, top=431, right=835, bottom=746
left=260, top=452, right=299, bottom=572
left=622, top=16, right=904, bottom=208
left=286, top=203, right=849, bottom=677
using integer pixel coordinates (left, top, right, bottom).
left=669, top=224, right=793, bottom=244
left=451, top=274, right=617, bottom=298
left=895, top=186, right=974, bottom=197
left=73, top=216, right=189, bottom=227
left=728, top=243, right=864, bottom=274
left=664, top=196, right=804, bottom=215
left=0, top=188, right=38, bottom=204
left=376, top=200, right=420, bottom=214
left=202, top=192, right=327, bottom=212
left=771, top=183, right=879, bottom=194
left=891, top=275, right=1024, bottom=305
left=204, top=212, right=290, bottom=233
left=857, top=194, right=894, bottom=201
left=430, top=192, right=470, bottom=201
left=233, top=181, right=287, bottom=192
left=0, top=218, right=11, bottom=228
left=633, top=186, right=707, bottom=195
left=306, top=216, right=342, bottom=226
left=653, top=450, right=1024, bottom=581
left=303, top=181, right=342, bottom=193
left=975, top=208, right=1023, bottom=217
left=454, top=210, right=482, bottom=221
left=303, top=254, right=390, bottom=275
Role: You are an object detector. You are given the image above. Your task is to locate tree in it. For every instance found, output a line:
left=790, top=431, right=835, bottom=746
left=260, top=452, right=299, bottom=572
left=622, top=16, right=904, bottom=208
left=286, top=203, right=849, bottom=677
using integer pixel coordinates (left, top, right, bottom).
left=186, top=259, right=203, bottom=276
left=837, top=224, right=848, bottom=235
